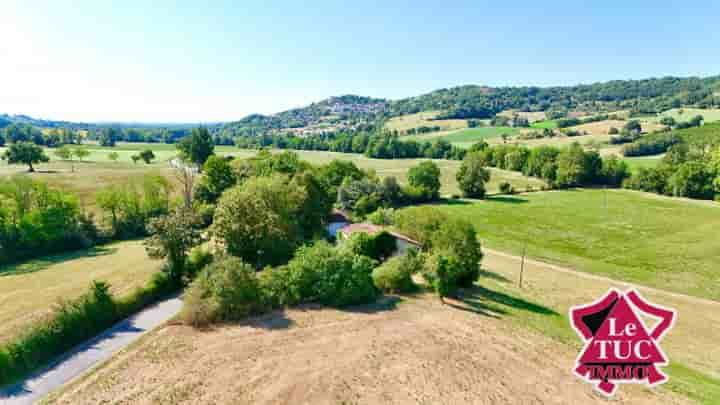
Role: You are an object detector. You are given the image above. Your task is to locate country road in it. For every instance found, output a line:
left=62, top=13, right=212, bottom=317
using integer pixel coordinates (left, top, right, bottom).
left=0, top=296, right=183, bottom=405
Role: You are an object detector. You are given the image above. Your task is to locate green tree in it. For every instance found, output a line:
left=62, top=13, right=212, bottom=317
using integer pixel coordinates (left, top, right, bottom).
left=73, top=147, right=90, bottom=162
left=98, top=128, right=119, bottom=147
left=177, top=127, right=215, bottom=168
left=195, top=155, right=237, bottom=204
left=408, top=161, right=441, bottom=200
left=430, top=218, right=482, bottom=287
left=2, top=142, right=49, bottom=172
left=211, top=175, right=306, bottom=267
left=139, top=149, right=155, bottom=164
left=108, top=152, right=120, bottom=162
left=145, top=208, right=204, bottom=282
left=456, top=152, right=491, bottom=198
left=667, top=161, right=715, bottom=199
left=54, top=145, right=75, bottom=172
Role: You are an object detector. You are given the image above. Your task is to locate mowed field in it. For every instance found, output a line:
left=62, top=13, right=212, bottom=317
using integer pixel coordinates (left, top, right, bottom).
left=434, top=189, right=720, bottom=301
left=0, top=240, right=160, bottom=345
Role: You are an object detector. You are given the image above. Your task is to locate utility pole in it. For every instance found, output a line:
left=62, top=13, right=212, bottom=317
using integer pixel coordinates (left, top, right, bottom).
left=519, top=243, right=527, bottom=288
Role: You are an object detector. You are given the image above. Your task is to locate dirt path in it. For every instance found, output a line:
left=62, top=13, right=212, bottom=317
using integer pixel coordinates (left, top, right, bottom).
left=0, top=296, right=182, bottom=405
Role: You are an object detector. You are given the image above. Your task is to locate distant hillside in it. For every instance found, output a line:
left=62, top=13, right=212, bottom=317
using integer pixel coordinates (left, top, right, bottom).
left=218, top=95, right=386, bottom=137
left=389, top=75, right=720, bottom=119
left=219, top=75, right=720, bottom=137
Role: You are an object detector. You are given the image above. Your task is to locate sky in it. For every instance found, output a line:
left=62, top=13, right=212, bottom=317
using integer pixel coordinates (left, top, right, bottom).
left=1, top=0, right=718, bottom=123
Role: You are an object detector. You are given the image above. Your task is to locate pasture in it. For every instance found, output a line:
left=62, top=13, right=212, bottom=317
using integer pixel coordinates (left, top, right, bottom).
left=402, top=126, right=518, bottom=147
left=0, top=240, right=160, bottom=345
left=434, top=189, right=720, bottom=301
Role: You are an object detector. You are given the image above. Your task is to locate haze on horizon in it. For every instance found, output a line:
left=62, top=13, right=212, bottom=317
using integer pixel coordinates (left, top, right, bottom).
left=1, top=0, right=718, bottom=123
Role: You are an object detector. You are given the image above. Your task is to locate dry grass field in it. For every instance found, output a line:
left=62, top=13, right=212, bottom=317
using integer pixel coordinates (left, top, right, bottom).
left=384, top=111, right=469, bottom=133
left=0, top=240, right=161, bottom=345
left=567, top=119, right=664, bottom=136
left=43, top=290, right=691, bottom=405
left=497, top=110, right=546, bottom=122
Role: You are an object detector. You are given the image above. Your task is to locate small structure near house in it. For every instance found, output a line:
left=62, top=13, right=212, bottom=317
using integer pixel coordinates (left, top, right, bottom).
left=336, top=222, right=421, bottom=257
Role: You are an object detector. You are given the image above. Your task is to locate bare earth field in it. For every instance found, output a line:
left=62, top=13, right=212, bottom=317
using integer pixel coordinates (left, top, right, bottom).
left=43, top=292, right=688, bottom=405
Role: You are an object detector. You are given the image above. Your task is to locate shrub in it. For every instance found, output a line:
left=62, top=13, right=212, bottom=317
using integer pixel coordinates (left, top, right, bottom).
left=430, top=218, right=482, bottom=287
left=285, top=241, right=378, bottom=307
left=340, top=231, right=396, bottom=261
left=372, top=249, right=423, bottom=293
left=185, top=247, right=214, bottom=281
left=422, top=251, right=464, bottom=299
left=498, top=181, right=514, bottom=194
left=367, top=207, right=395, bottom=226
left=180, top=257, right=266, bottom=327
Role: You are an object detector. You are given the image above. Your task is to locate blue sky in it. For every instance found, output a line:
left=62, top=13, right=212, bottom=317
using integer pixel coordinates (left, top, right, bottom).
left=1, top=0, right=718, bottom=122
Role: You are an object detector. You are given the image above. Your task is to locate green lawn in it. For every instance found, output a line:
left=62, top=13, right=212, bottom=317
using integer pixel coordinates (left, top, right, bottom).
left=530, top=119, right=558, bottom=129
left=403, top=126, right=518, bottom=147
left=432, top=189, right=720, bottom=300
left=622, top=155, right=663, bottom=171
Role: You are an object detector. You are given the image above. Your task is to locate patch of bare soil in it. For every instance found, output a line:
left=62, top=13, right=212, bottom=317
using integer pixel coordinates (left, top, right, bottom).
left=45, top=294, right=688, bottom=405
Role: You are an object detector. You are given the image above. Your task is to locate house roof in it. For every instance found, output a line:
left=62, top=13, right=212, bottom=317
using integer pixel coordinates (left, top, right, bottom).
left=338, top=223, right=383, bottom=236
left=338, top=223, right=421, bottom=246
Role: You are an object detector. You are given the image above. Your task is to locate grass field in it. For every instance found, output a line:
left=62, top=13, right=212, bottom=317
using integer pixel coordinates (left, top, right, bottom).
left=567, top=119, right=664, bottom=136
left=530, top=119, right=558, bottom=129
left=0, top=240, right=160, bottom=345
left=403, top=126, right=518, bottom=147
left=384, top=111, right=468, bottom=133
left=623, top=155, right=663, bottom=171
left=1, top=145, right=546, bottom=201
left=433, top=189, right=720, bottom=301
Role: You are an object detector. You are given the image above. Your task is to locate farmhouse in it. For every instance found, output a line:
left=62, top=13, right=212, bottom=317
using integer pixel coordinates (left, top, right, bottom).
left=336, top=222, right=421, bottom=256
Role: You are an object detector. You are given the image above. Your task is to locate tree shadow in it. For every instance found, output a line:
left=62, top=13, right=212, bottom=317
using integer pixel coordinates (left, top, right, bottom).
left=245, top=310, right=295, bottom=330
left=450, top=285, right=558, bottom=318
left=0, top=245, right=118, bottom=277
left=477, top=269, right=511, bottom=283
left=486, top=195, right=529, bottom=204
left=342, top=295, right=401, bottom=314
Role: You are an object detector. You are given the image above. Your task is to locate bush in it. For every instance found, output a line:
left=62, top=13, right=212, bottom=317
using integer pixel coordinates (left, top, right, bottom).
left=285, top=241, right=378, bottom=307
left=498, top=181, right=514, bottom=194
left=422, top=251, right=465, bottom=299
left=185, top=247, right=214, bottom=281
left=340, top=231, right=397, bottom=261
left=430, top=218, right=482, bottom=287
left=394, top=206, right=448, bottom=248
left=367, top=207, right=395, bottom=226
left=180, top=257, right=265, bottom=327
left=372, top=250, right=423, bottom=293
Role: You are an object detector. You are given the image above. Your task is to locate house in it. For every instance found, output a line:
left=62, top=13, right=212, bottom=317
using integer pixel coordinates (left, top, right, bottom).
left=336, top=222, right=421, bottom=257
